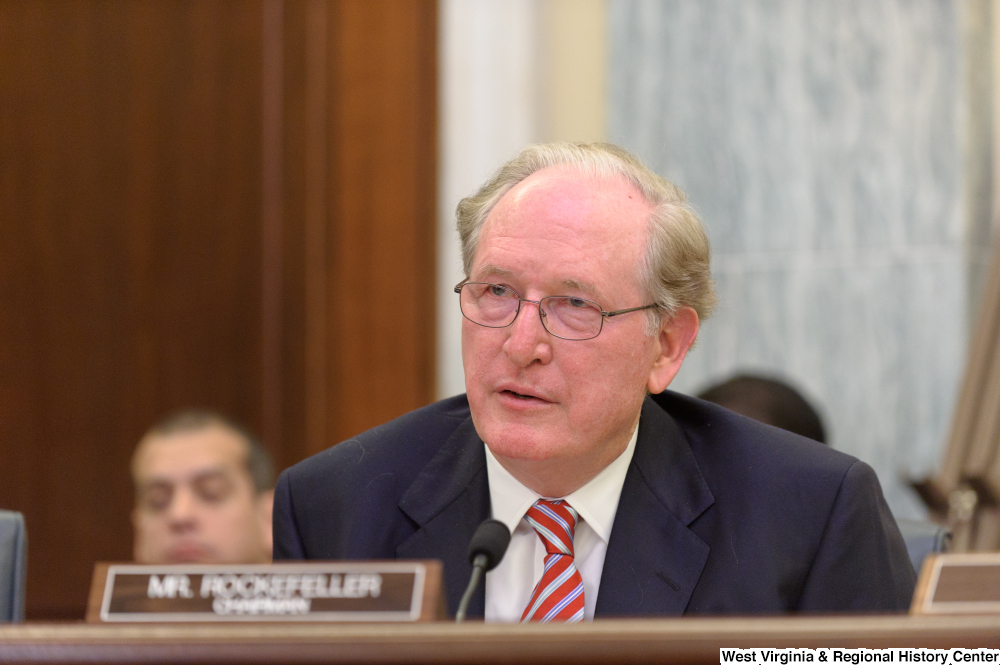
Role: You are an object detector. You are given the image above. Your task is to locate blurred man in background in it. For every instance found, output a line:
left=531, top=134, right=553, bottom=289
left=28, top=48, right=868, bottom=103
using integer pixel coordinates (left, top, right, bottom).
left=131, top=410, right=274, bottom=564
left=697, top=373, right=827, bottom=444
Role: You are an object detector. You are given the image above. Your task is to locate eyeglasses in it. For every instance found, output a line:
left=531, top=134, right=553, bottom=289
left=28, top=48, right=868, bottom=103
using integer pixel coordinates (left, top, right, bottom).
left=455, top=280, right=659, bottom=341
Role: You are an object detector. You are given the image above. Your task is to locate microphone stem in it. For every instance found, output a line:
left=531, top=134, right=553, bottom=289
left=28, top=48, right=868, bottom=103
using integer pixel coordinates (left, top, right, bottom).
left=455, top=554, right=488, bottom=622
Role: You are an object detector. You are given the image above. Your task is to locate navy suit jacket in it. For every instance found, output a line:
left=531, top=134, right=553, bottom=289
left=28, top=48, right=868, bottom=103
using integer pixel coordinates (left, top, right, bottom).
left=273, top=391, right=915, bottom=618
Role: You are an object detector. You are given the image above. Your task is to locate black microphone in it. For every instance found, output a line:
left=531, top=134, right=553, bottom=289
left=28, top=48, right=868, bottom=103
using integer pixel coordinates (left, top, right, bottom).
left=455, top=519, right=511, bottom=622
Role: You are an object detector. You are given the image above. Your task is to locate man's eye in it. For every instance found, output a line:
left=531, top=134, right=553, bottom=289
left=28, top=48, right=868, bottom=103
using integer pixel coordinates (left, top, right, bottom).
left=568, top=298, right=590, bottom=308
left=142, top=487, right=172, bottom=512
left=194, top=476, right=233, bottom=504
left=488, top=284, right=510, bottom=297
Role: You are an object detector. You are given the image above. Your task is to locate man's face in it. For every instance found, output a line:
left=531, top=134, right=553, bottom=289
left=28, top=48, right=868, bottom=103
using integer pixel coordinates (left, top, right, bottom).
left=131, top=426, right=272, bottom=564
left=462, top=166, right=665, bottom=491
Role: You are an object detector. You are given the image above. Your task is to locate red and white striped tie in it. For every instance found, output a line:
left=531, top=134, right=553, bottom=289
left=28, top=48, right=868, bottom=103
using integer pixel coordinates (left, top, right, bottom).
left=520, top=499, right=585, bottom=623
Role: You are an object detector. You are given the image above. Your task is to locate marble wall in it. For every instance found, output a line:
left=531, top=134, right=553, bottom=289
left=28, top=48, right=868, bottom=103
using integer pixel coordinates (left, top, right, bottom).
left=609, top=0, right=995, bottom=518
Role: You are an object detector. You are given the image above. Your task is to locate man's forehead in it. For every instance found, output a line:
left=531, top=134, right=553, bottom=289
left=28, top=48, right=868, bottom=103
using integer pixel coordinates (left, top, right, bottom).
left=503, top=164, right=649, bottom=211
left=137, top=466, right=231, bottom=490
left=483, top=167, right=651, bottom=246
left=133, top=426, right=249, bottom=482
left=474, top=166, right=651, bottom=298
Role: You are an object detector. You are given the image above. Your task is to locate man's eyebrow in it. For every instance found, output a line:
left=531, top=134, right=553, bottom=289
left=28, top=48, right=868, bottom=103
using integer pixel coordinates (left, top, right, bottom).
left=472, top=267, right=608, bottom=302
left=561, top=278, right=605, bottom=303
left=137, top=479, right=173, bottom=492
left=140, top=466, right=231, bottom=488
left=190, top=468, right=232, bottom=484
left=472, top=264, right=513, bottom=280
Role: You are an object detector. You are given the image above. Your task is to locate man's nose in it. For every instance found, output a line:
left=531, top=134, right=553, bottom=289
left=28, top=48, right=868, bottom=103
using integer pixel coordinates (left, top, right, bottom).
left=503, top=300, right=553, bottom=367
left=166, top=488, right=198, bottom=530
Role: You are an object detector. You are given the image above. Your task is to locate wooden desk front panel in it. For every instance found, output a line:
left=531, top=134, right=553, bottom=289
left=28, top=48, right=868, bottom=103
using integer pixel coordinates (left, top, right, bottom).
left=1, top=616, right=999, bottom=665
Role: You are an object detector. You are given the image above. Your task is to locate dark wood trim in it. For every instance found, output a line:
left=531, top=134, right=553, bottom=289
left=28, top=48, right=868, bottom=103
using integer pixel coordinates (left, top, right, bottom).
left=261, top=0, right=286, bottom=454
left=321, top=0, right=437, bottom=453
left=303, top=0, right=331, bottom=459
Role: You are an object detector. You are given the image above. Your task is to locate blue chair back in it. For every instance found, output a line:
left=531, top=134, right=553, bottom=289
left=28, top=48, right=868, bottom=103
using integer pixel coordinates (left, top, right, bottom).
left=0, top=510, right=27, bottom=622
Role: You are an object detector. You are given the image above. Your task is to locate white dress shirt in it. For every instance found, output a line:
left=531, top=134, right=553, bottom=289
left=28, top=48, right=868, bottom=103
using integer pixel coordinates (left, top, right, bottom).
left=483, top=425, right=639, bottom=622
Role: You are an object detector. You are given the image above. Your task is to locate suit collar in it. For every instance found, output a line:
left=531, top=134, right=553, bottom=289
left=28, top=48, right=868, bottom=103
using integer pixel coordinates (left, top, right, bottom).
left=596, top=396, right=714, bottom=617
left=631, top=395, right=714, bottom=525
left=396, top=415, right=490, bottom=618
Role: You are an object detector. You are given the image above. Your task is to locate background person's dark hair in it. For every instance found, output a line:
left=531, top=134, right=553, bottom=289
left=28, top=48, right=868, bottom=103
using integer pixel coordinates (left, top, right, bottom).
left=139, top=409, right=276, bottom=492
left=697, top=374, right=827, bottom=444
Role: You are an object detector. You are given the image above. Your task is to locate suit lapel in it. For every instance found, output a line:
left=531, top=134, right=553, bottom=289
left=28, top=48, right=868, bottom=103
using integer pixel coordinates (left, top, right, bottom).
left=595, top=397, right=714, bottom=617
left=396, top=416, right=490, bottom=618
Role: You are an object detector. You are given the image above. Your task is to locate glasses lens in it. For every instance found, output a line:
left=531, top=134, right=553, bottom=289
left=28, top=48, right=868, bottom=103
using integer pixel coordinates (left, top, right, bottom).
left=460, top=283, right=519, bottom=327
left=541, top=296, right=603, bottom=340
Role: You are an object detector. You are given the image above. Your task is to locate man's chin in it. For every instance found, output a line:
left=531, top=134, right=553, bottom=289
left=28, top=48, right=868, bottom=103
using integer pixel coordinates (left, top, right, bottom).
left=483, top=428, right=566, bottom=463
left=472, top=406, right=571, bottom=458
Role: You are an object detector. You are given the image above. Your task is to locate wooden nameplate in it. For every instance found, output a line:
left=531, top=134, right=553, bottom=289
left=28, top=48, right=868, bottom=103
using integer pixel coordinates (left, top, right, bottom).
left=911, top=553, right=1000, bottom=614
left=87, top=561, right=445, bottom=623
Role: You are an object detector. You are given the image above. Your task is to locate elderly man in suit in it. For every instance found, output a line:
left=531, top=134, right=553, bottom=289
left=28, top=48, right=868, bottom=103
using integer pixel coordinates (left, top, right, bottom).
left=273, top=142, right=914, bottom=621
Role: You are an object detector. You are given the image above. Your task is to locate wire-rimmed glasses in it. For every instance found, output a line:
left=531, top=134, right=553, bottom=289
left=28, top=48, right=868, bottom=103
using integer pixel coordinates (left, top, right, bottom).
left=455, top=280, right=659, bottom=341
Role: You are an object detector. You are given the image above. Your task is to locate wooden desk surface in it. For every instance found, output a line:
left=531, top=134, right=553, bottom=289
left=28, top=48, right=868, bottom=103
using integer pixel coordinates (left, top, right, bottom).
left=2, top=615, right=1000, bottom=664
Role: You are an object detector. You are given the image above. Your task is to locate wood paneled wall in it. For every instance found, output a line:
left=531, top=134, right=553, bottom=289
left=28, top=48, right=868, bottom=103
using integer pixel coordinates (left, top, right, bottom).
left=0, top=0, right=436, bottom=619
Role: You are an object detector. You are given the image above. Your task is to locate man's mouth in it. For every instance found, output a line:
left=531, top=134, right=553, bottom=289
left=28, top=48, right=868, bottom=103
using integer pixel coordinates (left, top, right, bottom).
left=169, top=543, right=211, bottom=563
left=500, top=389, right=550, bottom=402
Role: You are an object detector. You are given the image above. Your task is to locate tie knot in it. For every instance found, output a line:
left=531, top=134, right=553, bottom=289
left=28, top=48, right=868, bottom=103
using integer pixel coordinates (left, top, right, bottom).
left=525, top=499, right=578, bottom=557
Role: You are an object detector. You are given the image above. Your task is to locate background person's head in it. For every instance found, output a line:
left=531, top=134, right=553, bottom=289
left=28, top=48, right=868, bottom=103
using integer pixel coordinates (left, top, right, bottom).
left=131, top=410, right=275, bottom=564
left=697, top=374, right=827, bottom=444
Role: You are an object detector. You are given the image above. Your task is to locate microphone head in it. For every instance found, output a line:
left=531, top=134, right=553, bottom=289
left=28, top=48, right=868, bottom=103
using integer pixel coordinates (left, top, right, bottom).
left=467, top=519, right=511, bottom=572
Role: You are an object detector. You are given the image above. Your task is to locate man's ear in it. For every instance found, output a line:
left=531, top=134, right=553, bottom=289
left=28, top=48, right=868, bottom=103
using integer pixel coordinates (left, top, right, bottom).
left=647, top=306, right=699, bottom=395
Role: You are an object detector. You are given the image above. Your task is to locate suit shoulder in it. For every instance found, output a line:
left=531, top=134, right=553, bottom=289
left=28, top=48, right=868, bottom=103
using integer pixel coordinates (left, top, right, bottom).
left=647, top=392, right=913, bottom=613
left=282, top=394, right=472, bottom=486
left=650, top=390, right=859, bottom=489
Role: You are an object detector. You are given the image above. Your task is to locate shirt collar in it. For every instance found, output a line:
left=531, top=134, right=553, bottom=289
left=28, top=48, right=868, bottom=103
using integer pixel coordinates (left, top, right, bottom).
left=484, top=423, right=639, bottom=544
